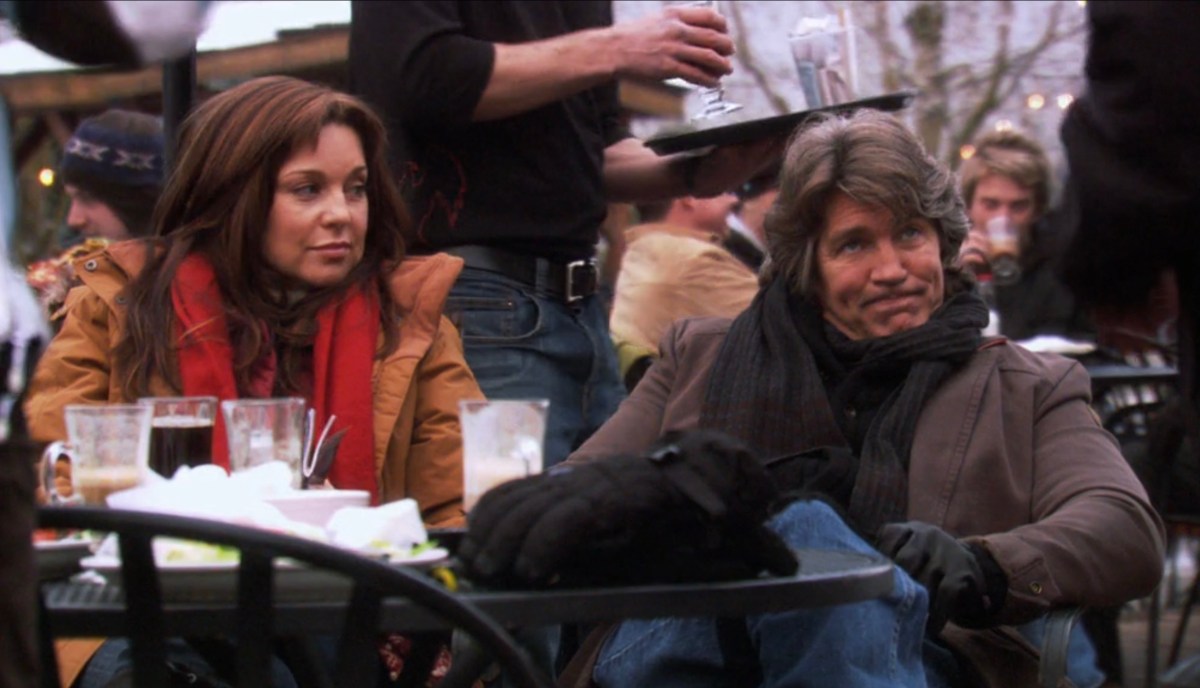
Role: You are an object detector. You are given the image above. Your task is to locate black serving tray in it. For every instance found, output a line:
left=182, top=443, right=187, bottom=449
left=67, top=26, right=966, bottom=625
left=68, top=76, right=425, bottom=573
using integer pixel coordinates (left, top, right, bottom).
left=645, top=91, right=918, bottom=155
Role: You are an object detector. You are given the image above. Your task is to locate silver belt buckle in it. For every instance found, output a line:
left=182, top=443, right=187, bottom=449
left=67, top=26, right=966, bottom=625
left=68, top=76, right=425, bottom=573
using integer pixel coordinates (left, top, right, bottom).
left=565, top=259, right=592, bottom=304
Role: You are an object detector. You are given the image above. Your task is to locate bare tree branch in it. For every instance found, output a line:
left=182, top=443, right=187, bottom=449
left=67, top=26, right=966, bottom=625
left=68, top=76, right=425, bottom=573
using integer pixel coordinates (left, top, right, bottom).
left=906, top=1, right=949, bottom=155
left=727, top=1, right=791, bottom=115
left=863, top=0, right=908, bottom=92
left=947, top=1, right=1079, bottom=157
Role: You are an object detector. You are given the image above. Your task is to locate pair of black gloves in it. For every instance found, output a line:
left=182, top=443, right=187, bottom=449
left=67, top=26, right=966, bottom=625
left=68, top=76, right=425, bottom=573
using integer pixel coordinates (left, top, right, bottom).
left=458, top=431, right=1005, bottom=634
left=458, top=431, right=798, bottom=587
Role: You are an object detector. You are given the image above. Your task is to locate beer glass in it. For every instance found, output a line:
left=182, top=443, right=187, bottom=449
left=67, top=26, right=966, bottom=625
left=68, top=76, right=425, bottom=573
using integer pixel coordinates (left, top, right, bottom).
left=459, top=399, right=548, bottom=511
left=221, top=397, right=306, bottom=486
left=985, top=216, right=1022, bottom=286
left=139, top=396, right=217, bottom=478
left=42, top=404, right=153, bottom=505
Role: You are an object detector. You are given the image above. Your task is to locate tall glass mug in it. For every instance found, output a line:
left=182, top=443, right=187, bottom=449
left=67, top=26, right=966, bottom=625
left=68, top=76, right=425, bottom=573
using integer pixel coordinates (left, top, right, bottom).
left=220, top=397, right=305, bottom=486
left=42, top=404, right=153, bottom=505
left=139, top=396, right=217, bottom=478
left=459, top=399, right=549, bottom=511
left=984, top=216, right=1022, bottom=286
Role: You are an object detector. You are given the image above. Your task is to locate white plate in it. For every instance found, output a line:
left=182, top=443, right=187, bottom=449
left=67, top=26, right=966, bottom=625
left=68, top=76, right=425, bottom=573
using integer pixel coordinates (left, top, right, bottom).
left=81, top=546, right=447, bottom=572
left=374, top=547, right=450, bottom=566
left=36, top=538, right=96, bottom=552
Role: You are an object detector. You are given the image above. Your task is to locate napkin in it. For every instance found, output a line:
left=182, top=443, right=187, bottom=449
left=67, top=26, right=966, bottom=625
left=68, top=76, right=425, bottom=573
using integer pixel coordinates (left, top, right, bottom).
left=101, top=464, right=428, bottom=557
left=326, top=499, right=427, bottom=552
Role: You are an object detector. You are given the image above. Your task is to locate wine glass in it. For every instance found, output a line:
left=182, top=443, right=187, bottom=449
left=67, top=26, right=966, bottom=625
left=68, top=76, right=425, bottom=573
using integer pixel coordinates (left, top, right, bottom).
left=676, top=0, right=743, bottom=121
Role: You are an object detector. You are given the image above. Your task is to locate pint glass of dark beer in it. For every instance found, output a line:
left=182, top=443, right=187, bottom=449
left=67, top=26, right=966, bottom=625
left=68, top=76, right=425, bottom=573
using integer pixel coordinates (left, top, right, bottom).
left=138, top=396, right=217, bottom=478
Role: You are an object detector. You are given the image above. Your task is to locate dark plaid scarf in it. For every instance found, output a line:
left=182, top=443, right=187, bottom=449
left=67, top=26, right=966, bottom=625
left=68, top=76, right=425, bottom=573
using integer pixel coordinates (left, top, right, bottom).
left=700, top=277, right=989, bottom=538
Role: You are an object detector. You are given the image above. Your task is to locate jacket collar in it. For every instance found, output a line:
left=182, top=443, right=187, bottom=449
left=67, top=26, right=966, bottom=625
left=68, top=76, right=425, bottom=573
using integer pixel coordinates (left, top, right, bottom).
left=626, top=222, right=725, bottom=247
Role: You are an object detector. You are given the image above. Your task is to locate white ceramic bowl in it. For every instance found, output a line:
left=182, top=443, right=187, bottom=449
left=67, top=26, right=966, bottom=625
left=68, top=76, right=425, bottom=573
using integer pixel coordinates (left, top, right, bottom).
left=264, top=489, right=370, bottom=528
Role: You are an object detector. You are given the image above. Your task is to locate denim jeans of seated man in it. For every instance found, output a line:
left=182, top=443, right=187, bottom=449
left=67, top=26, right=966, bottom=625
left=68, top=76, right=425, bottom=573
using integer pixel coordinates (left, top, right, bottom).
left=444, top=267, right=626, bottom=469
left=594, top=500, right=938, bottom=688
left=594, top=500, right=1108, bottom=688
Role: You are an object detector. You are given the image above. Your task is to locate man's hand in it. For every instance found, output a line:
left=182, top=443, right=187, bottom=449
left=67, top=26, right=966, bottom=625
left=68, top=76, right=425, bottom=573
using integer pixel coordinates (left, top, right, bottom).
left=877, top=521, right=994, bottom=635
left=958, top=225, right=992, bottom=274
left=608, top=6, right=734, bottom=88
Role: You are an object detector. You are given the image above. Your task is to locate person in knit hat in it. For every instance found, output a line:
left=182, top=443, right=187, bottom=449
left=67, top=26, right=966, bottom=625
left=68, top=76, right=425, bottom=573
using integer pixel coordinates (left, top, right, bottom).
left=58, top=108, right=165, bottom=240
left=27, top=109, right=164, bottom=315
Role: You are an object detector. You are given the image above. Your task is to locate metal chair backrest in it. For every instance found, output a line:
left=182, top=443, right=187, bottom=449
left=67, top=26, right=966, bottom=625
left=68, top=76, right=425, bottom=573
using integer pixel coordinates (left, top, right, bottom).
left=37, top=506, right=553, bottom=688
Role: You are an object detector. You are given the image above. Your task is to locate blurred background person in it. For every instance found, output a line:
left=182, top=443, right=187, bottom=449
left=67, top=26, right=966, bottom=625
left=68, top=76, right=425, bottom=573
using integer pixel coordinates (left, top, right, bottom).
left=609, top=191, right=757, bottom=390
left=957, top=130, right=1093, bottom=342
left=0, top=100, right=47, bottom=688
left=26, top=109, right=164, bottom=316
left=724, top=167, right=779, bottom=272
left=59, top=109, right=164, bottom=242
left=1060, top=4, right=1200, bottom=680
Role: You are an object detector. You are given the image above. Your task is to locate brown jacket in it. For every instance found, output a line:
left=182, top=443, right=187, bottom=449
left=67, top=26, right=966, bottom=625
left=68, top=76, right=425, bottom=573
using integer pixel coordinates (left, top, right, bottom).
left=568, top=316, right=1164, bottom=680
left=609, top=223, right=758, bottom=357
left=25, top=241, right=480, bottom=527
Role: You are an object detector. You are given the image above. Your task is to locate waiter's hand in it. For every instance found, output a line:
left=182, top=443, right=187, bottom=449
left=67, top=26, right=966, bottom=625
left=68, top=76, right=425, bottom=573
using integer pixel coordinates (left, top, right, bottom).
left=608, top=6, right=734, bottom=88
left=684, top=135, right=787, bottom=199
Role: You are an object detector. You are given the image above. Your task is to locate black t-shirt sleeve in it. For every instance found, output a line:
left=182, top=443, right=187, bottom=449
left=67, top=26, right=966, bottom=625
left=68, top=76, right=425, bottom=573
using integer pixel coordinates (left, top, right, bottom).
left=349, top=0, right=495, bottom=131
left=596, top=80, right=631, bottom=147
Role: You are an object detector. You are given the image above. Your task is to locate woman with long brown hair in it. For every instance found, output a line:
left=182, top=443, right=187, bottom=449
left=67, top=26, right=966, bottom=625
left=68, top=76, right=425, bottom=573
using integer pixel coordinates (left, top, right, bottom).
left=29, top=74, right=478, bottom=519
left=25, top=76, right=481, bottom=684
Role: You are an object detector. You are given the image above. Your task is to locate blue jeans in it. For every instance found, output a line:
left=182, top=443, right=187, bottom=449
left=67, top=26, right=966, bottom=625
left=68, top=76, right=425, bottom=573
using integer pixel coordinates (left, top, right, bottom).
left=594, top=501, right=934, bottom=688
left=445, top=267, right=626, bottom=468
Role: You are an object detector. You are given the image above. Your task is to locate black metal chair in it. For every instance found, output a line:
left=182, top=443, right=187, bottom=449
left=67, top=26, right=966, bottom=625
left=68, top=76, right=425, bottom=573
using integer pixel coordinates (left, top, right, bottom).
left=1093, top=361, right=1191, bottom=688
left=1040, top=607, right=1087, bottom=688
left=36, top=506, right=553, bottom=688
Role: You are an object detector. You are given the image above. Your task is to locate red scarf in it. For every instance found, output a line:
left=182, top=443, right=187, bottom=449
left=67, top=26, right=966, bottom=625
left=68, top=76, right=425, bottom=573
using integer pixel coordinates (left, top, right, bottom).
left=171, top=253, right=380, bottom=501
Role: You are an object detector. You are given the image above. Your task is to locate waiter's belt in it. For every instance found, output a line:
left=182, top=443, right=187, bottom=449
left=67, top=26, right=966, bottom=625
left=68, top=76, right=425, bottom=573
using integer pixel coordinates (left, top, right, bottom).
left=443, top=245, right=598, bottom=303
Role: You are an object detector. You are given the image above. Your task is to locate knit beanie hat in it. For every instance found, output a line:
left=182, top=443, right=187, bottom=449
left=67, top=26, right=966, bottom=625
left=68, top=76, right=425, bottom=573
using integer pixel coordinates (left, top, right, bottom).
left=59, top=109, right=165, bottom=235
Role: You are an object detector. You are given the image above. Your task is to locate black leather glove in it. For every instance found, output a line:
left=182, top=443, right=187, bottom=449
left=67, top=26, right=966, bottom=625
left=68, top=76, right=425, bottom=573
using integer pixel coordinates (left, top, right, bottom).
left=877, top=521, right=1002, bottom=635
left=458, top=430, right=798, bottom=587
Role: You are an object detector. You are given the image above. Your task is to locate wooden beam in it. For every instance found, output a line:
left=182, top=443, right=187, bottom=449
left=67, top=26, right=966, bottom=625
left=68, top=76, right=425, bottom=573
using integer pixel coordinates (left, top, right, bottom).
left=2, top=25, right=685, bottom=119
left=0, top=29, right=349, bottom=113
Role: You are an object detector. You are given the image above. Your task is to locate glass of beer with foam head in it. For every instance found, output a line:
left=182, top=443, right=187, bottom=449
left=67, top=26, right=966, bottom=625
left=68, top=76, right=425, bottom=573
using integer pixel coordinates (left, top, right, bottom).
left=42, top=404, right=153, bottom=505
